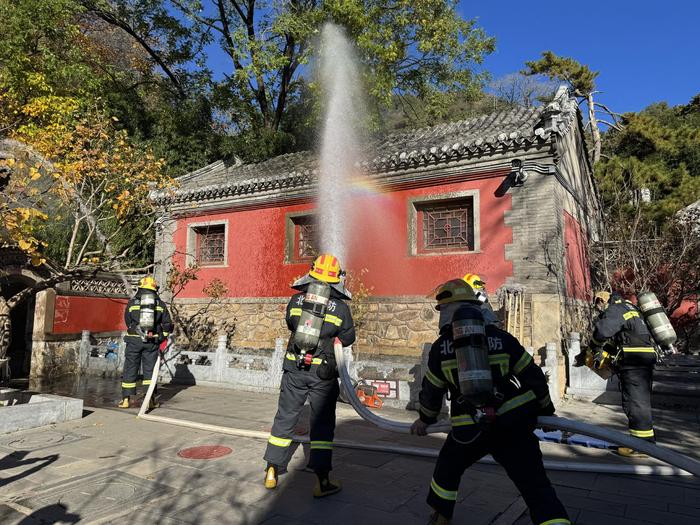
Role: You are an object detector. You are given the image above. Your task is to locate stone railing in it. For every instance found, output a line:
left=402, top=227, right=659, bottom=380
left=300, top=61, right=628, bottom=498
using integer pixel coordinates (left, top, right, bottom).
left=565, top=332, right=618, bottom=398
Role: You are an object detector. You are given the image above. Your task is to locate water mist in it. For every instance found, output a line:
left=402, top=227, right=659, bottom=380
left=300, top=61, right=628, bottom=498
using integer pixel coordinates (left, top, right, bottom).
left=317, top=23, right=364, bottom=265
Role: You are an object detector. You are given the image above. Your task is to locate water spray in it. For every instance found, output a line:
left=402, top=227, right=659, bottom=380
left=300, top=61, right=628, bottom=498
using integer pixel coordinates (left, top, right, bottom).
left=317, top=23, right=364, bottom=263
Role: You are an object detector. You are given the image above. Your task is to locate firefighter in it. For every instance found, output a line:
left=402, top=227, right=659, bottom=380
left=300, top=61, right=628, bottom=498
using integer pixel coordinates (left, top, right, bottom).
left=462, top=273, right=488, bottom=304
left=263, top=253, right=355, bottom=497
left=411, top=280, right=569, bottom=525
left=585, top=293, right=657, bottom=457
left=463, top=272, right=499, bottom=325
left=119, top=276, right=172, bottom=409
left=593, top=291, right=611, bottom=316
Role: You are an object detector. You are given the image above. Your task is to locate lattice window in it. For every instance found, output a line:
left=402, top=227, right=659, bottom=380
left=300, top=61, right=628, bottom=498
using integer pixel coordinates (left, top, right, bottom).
left=195, top=224, right=226, bottom=265
left=294, top=216, right=319, bottom=261
left=418, top=198, right=475, bottom=252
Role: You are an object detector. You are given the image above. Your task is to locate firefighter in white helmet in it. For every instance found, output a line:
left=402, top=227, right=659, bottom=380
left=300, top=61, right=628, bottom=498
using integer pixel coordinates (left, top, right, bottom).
left=412, top=280, right=569, bottom=525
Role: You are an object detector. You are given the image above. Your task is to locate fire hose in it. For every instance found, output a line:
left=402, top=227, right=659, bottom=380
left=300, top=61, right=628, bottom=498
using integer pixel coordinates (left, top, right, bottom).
left=331, top=341, right=700, bottom=477
left=137, top=342, right=700, bottom=477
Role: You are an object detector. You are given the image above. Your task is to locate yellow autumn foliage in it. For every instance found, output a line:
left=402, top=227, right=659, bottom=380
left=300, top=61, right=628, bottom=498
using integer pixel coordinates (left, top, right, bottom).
left=0, top=72, right=173, bottom=265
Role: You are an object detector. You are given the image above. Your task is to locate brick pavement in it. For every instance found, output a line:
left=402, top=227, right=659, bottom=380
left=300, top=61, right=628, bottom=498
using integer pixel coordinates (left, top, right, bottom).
left=1, top=384, right=699, bottom=524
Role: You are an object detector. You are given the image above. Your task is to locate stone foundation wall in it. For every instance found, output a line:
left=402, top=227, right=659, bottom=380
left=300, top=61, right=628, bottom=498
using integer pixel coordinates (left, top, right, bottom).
left=30, top=332, right=124, bottom=379
left=174, top=298, right=287, bottom=350
left=174, top=296, right=438, bottom=357
left=30, top=339, right=81, bottom=379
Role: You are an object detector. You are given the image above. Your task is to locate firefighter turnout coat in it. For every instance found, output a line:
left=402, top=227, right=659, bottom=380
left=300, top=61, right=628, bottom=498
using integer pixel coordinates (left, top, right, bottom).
left=121, top=290, right=173, bottom=397
left=592, top=296, right=657, bottom=442
left=264, top=288, right=355, bottom=473
left=417, top=324, right=569, bottom=524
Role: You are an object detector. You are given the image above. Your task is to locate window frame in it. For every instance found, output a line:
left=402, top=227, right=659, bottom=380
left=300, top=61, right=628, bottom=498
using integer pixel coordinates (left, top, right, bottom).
left=186, top=219, right=229, bottom=268
left=408, top=190, right=480, bottom=256
left=285, top=211, right=319, bottom=264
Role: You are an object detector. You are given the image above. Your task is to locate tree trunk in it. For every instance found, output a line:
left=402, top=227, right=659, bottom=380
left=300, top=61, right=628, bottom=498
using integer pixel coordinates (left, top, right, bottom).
left=0, top=296, right=11, bottom=360
left=587, top=93, right=602, bottom=164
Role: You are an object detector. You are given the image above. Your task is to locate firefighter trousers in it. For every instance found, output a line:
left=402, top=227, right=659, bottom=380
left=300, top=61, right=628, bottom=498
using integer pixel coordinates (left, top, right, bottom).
left=121, top=340, right=159, bottom=398
left=620, top=366, right=655, bottom=441
left=428, top=428, right=569, bottom=524
left=264, top=368, right=339, bottom=473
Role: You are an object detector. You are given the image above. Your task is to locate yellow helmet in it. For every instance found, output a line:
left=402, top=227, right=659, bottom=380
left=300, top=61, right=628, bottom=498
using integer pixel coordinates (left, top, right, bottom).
left=139, top=276, right=159, bottom=291
left=594, top=291, right=610, bottom=303
left=463, top=273, right=486, bottom=290
left=309, top=254, right=342, bottom=284
left=432, top=279, right=480, bottom=310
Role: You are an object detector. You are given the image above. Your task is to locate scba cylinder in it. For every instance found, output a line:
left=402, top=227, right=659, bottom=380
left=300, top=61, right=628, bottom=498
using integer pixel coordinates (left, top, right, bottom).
left=637, top=292, right=677, bottom=349
left=139, top=290, right=157, bottom=333
left=294, top=281, right=331, bottom=354
left=452, top=304, right=492, bottom=406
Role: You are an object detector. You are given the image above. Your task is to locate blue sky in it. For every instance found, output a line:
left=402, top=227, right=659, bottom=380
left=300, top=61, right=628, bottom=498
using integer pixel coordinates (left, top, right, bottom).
left=464, top=1, right=700, bottom=113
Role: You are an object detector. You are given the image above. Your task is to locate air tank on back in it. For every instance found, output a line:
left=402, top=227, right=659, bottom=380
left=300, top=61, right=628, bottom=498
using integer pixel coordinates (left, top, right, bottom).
left=293, top=281, right=331, bottom=354
left=139, top=290, right=157, bottom=334
left=451, top=304, right=492, bottom=406
left=637, top=291, right=677, bottom=350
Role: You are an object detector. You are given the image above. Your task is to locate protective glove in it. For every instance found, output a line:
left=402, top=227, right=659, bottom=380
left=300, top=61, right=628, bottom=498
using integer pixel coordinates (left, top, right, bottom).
left=410, top=419, right=429, bottom=436
left=316, top=350, right=338, bottom=380
left=573, top=347, right=589, bottom=367
left=538, top=401, right=556, bottom=417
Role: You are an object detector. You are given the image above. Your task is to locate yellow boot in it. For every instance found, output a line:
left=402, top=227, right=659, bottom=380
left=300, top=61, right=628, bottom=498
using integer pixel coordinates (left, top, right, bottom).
left=117, top=397, right=130, bottom=409
left=617, top=447, right=648, bottom=458
left=264, top=465, right=278, bottom=489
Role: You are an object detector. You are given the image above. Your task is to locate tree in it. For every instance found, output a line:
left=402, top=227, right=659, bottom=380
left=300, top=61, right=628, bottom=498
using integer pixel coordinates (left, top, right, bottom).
left=590, top=95, right=700, bottom=349
left=83, top=0, right=495, bottom=160
left=489, top=73, right=557, bottom=109
left=597, top=95, right=700, bottom=225
left=523, top=51, right=621, bottom=164
left=0, top=75, right=172, bottom=362
left=165, top=263, right=236, bottom=354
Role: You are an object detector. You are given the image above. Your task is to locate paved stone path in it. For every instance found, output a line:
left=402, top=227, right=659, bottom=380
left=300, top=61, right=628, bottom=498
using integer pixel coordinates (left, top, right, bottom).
left=1, top=384, right=699, bottom=524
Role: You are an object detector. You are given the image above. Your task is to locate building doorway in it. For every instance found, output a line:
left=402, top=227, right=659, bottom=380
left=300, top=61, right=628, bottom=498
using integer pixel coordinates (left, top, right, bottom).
left=1, top=276, right=35, bottom=380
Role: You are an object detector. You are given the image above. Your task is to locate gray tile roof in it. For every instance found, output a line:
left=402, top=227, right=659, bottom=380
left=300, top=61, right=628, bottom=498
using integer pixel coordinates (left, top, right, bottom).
left=157, top=87, right=578, bottom=205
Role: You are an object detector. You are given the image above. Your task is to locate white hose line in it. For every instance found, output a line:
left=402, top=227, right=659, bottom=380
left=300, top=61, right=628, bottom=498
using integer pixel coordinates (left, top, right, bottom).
left=137, top=351, right=162, bottom=418
left=333, top=342, right=700, bottom=477
left=138, top=412, right=689, bottom=476
left=132, top=342, right=699, bottom=477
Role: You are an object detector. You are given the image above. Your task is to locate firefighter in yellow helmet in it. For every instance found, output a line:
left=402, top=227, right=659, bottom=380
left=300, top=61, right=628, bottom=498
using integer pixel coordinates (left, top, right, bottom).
left=263, top=254, right=355, bottom=497
left=119, top=276, right=172, bottom=409
left=412, top=280, right=569, bottom=525
left=462, top=273, right=499, bottom=326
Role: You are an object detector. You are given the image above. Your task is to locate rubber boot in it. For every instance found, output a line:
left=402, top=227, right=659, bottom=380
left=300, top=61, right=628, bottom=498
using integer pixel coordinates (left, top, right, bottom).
left=427, top=511, right=451, bottom=525
left=117, top=397, right=130, bottom=409
left=148, top=395, right=160, bottom=410
left=616, top=447, right=648, bottom=458
left=313, top=472, right=342, bottom=498
left=264, top=464, right=278, bottom=489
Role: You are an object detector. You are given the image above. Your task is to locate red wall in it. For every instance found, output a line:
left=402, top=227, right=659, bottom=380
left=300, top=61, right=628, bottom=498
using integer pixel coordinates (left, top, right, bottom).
left=52, top=295, right=127, bottom=334
left=564, top=211, right=592, bottom=301
left=174, top=173, right=514, bottom=298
